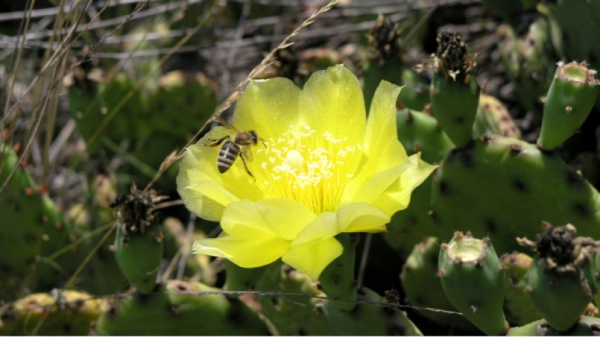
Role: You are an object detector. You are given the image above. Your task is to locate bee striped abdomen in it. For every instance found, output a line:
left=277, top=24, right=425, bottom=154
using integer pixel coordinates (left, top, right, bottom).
left=217, top=141, right=240, bottom=173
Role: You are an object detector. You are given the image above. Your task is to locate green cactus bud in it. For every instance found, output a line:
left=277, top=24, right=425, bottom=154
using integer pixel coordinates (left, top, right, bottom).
left=500, top=252, right=543, bottom=326
left=518, top=223, right=600, bottom=332
left=537, top=61, right=600, bottom=151
left=425, top=31, right=480, bottom=148
left=112, top=185, right=166, bottom=293
left=323, top=287, right=423, bottom=335
left=438, top=232, right=508, bottom=336
left=507, top=316, right=600, bottom=336
left=318, top=233, right=357, bottom=311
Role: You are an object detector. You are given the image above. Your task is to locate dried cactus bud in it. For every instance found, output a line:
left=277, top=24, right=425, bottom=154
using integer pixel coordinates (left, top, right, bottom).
left=518, top=223, right=600, bottom=332
left=367, top=14, right=403, bottom=65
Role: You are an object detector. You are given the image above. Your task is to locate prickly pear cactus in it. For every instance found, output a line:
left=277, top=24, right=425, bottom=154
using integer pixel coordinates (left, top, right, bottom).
left=322, top=287, right=422, bottom=336
left=473, top=94, right=521, bottom=139
left=111, top=185, right=166, bottom=293
left=400, top=237, right=476, bottom=331
left=146, top=71, right=218, bottom=139
left=421, top=31, right=480, bottom=148
left=431, top=135, right=600, bottom=253
left=94, top=280, right=268, bottom=335
left=507, top=316, right=600, bottom=336
left=537, top=61, right=600, bottom=151
left=318, top=233, right=358, bottom=312
left=0, top=289, right=107, bottom=335
left=500, top=252, right=543, bottom=326
left=0, top=143, right=77, bottom=300
left=383, top=110, right=454, bottom=258
left=496, top=17, right=557, bottom=117
left=438, top=232, right=508, bottom=335
left=254, top=261, right=326, bottom=335
left=363, top=14, right=404, bottom=110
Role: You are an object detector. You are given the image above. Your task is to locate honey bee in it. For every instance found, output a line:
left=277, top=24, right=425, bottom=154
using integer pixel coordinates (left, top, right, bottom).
left=206, top=116, right=266, bottom=181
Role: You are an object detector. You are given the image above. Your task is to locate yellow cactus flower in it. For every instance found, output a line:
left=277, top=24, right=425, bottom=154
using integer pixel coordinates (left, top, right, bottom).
left=177, top=65, right=436, bottom=280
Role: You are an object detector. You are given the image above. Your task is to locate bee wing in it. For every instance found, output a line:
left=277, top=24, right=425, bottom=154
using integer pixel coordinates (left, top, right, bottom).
left=214, top=115, right=239, bottom=133
left=241, top=147, right=253, bottom=163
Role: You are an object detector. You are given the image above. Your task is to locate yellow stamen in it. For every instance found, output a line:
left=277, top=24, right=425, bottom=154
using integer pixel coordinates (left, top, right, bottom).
left=258, top=125, right=361, bottom=213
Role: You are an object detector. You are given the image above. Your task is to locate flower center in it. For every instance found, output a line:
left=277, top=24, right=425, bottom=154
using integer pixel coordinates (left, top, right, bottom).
left=257, top=125, right=361, bottom=214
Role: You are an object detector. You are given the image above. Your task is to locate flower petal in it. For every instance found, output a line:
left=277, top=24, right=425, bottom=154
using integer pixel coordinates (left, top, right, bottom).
left=220, top=199, right=317, bottom=240
left=350, top=153, right=436, bottom=216
left=337, top=202, right=390, bottom=233
left=299, top=65, right=366, bottom=144
left=193, top=233, right=290, bottom=268
left=282, top=236, right=343, bottom=280
left=233, top=78, right=301, bottom=142
left=221, top=199, right=277, bottom=238
left=177, top=127, right=265, bottom=221
left=364, top=80, right=407, bottom=167
left=254, top=199, right=318, bottom=240
left=341, top=80, right=406, bottom=205
left=293, top=212, right=340, bottom=247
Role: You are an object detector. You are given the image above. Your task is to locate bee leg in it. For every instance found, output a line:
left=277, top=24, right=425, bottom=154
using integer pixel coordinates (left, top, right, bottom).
left=206, top=135, right=230, bottom=147
left=239, top=154, right=256, bottom=182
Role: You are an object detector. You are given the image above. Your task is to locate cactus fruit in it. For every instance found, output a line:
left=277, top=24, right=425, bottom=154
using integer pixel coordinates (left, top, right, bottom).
left=318, top=233, right=358, bottom=311
left=400, top=237, right=476, bottom=331
left=507, top=316, right=600, bottom=336
left=431, top=135, right=600, bottom=253
left=0, top=289, right=107, bottom=335
left=518, top=223, right=600, bottom=332
left=322, top=287, right=422, bottom=336
left=254, top=262, right=326, bottom=335
left=112, top=185, right=167, bottom=293
left=473, top=94, right=521, bottom=139
left=383, top=110, right=453, bottom=258
left=500, top=252, right=543, bottom=326
left=94, top=280, right=268, bottom=335
left=438, top=232, right=508, bottom=336
left=537, top=61, right=600, bottom=151
left=422, top=31, right=480, bottom=148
